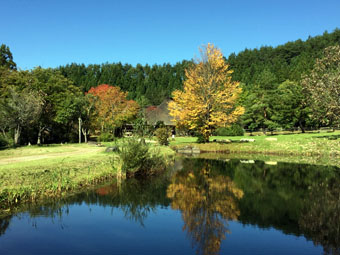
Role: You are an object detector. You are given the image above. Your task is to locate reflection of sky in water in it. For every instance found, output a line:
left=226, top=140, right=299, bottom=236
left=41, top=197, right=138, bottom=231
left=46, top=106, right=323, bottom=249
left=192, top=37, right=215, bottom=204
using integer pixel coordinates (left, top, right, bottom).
left=0, top=203, right=322, bottom=255
left=224, top=221, right=321, bottom=255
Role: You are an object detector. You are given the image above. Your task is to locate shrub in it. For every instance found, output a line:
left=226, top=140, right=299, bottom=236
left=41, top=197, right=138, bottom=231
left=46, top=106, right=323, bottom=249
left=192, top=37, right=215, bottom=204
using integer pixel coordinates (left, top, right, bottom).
left=215, top=124, right=244, bottom=136
left=154, top=127, right=170, bottom=145
left=97, top=132, right=115, bottom=142
left=113, top=138, right=166, bottom=178
left=155, top=121, right=165, bottom=129
left=0, top=136, right=9, bottom=148
left=0, top=135, right=13, bottom=148
left=196, top=133, right=207, bottom=143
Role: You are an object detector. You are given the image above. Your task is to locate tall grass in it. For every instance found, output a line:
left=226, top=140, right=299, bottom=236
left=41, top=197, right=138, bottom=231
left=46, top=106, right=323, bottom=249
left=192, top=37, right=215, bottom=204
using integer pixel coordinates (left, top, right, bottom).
left=111, top=138, right=171, bottom=178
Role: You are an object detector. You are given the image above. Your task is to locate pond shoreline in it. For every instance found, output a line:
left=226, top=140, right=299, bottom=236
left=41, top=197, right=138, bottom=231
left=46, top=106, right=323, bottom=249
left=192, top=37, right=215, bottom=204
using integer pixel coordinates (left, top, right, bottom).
left=0, top=170, right=118, bottom=217
left=0, top=143, right=175, bottom=216
left=2, top=132, right=340, bottom=215
left=170, top=131, right=340, bottom=159
left=172, top=144, right=336, bottom=157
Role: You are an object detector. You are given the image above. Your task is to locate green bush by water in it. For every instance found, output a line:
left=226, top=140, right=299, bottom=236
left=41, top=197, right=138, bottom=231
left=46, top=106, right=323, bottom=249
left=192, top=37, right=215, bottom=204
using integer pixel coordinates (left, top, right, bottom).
left=154, top=127, right=170, bottom=145
left=112, top=138, right=166, bottom=177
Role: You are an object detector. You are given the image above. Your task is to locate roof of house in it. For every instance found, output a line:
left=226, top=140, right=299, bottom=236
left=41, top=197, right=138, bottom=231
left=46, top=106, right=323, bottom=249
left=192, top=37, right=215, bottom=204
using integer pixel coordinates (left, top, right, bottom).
left=145, top=99, right=175, bottom=126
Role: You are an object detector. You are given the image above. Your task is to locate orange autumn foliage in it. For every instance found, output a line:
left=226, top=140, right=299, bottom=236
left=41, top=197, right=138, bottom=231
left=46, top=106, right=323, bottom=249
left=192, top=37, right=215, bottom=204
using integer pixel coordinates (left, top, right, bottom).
left=87, top=84, right=138, bottom=130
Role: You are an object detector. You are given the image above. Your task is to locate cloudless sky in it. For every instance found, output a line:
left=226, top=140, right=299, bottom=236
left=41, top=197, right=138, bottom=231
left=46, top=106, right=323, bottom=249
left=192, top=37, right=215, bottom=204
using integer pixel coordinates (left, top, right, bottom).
left=1, top=0, right=340, bottom=70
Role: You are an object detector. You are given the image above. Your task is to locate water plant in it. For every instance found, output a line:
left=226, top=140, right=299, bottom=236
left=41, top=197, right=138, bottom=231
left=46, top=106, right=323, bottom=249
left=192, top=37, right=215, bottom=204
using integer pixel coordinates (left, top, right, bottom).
left=111, top=137, right=167, bottom=178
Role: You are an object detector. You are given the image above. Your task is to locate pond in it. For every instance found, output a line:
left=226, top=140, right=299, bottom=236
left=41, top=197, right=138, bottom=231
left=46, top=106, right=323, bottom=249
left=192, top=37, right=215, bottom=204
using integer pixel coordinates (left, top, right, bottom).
left=1, top=157, right=340, bottom=255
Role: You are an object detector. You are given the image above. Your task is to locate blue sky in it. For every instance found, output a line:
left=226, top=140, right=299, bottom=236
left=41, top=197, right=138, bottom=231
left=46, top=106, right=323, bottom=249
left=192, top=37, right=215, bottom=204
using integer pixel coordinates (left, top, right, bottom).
left=1, top=0, right=340, bottom=70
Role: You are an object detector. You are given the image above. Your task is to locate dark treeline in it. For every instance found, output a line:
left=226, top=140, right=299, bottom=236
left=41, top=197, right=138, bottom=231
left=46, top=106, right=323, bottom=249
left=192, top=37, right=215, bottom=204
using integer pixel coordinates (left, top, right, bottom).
left=228, top=29, right=340, bottom=86
left=57, top=61, right=192, bottom=106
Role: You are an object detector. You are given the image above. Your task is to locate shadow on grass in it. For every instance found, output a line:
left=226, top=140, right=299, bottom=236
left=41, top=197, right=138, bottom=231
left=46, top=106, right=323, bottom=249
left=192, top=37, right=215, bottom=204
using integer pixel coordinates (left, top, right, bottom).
left=313, top=135, right=340, bottom=140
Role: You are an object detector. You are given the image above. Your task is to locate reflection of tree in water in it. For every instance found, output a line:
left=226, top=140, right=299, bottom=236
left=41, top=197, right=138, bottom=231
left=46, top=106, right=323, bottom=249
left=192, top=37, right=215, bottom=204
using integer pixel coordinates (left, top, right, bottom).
left=95, top=175, right=171, bottom=226
left=167, top=162, right=243, bottom=255
left=0, top=174, right=170, bottom=236
left=299, top=180, right=340, bottom=255
left=96, top=183, right=150, bottom=225
left=0, top=216, right=11, bottom=236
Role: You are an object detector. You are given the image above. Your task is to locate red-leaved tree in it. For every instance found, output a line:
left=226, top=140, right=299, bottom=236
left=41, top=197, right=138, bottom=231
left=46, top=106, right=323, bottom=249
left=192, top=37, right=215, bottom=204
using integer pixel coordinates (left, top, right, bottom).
left=86, top=84, right=139, bottom=132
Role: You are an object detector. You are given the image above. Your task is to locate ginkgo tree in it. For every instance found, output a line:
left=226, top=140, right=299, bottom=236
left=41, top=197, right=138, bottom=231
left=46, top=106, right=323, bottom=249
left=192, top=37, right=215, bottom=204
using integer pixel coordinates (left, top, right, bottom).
left=169, top=44, right=244, bottom=142
left=87, top=84, right=139, bottom=133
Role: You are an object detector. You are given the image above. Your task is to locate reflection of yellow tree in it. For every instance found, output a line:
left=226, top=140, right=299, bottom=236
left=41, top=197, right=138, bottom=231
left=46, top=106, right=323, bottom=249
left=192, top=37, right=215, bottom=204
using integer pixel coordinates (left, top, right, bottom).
left=167, top=164, right=243, bottom=255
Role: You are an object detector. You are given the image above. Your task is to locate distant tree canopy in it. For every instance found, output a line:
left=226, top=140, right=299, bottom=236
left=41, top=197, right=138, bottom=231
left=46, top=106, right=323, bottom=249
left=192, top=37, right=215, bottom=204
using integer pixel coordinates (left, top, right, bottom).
left=57, top=61, right=192, bottom=106
left=227, top=29, right=340, bottom=86
left=0, top=44, right=16, bottom=70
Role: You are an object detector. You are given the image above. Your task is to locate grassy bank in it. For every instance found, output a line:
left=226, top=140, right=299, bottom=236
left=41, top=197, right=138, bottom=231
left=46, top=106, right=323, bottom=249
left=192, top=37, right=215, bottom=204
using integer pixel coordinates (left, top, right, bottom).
left=171, top=131, right=340, bottom=160
left=0, top=141, right=174, bottom=213
left=190, top=152, right=340, bottom=168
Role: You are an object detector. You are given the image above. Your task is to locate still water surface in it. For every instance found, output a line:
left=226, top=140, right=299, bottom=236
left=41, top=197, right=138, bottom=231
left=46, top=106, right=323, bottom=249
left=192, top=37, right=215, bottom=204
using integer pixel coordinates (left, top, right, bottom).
left=1, top=158, right=340, bottom=254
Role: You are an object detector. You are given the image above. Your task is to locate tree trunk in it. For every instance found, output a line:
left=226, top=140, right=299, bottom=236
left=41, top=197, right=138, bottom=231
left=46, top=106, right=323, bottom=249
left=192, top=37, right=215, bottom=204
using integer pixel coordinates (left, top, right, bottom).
left=37, top=125, right=45, bottom=145
left=37, top=130, right=41, bottom=145
left=1, top=128, right=7, bottom=138
left=299, top=121, right=305, bottom=133
left=14, top=125, right=21, bottom=146
left=203, top=132, right=210, bottom=143
left=78, top=117, right=82, bottom=144
left=81, top=128, right=89, bottom=143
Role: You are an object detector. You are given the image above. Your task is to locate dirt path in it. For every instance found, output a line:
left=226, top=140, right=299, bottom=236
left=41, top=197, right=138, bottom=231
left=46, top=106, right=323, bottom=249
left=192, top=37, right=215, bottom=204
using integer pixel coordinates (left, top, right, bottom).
left=0, top=146, right=104, bottom=166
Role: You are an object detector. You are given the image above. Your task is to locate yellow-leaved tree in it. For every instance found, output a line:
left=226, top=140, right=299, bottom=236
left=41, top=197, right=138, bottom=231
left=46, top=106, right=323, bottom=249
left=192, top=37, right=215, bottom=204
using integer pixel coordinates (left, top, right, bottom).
left=168, top=43, right=244, bottom=142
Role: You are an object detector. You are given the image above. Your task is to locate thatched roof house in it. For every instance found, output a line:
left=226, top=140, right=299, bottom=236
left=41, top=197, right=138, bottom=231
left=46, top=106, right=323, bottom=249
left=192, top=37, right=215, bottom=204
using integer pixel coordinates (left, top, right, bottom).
left=145, top=99, right=175, bottom=126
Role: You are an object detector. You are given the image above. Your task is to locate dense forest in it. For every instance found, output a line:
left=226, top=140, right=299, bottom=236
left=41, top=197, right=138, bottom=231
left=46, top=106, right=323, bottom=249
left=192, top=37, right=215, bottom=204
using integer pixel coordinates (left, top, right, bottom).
left=58, top=61, right=191, bottom=106
left=0, top=29, right=340, bottom=145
